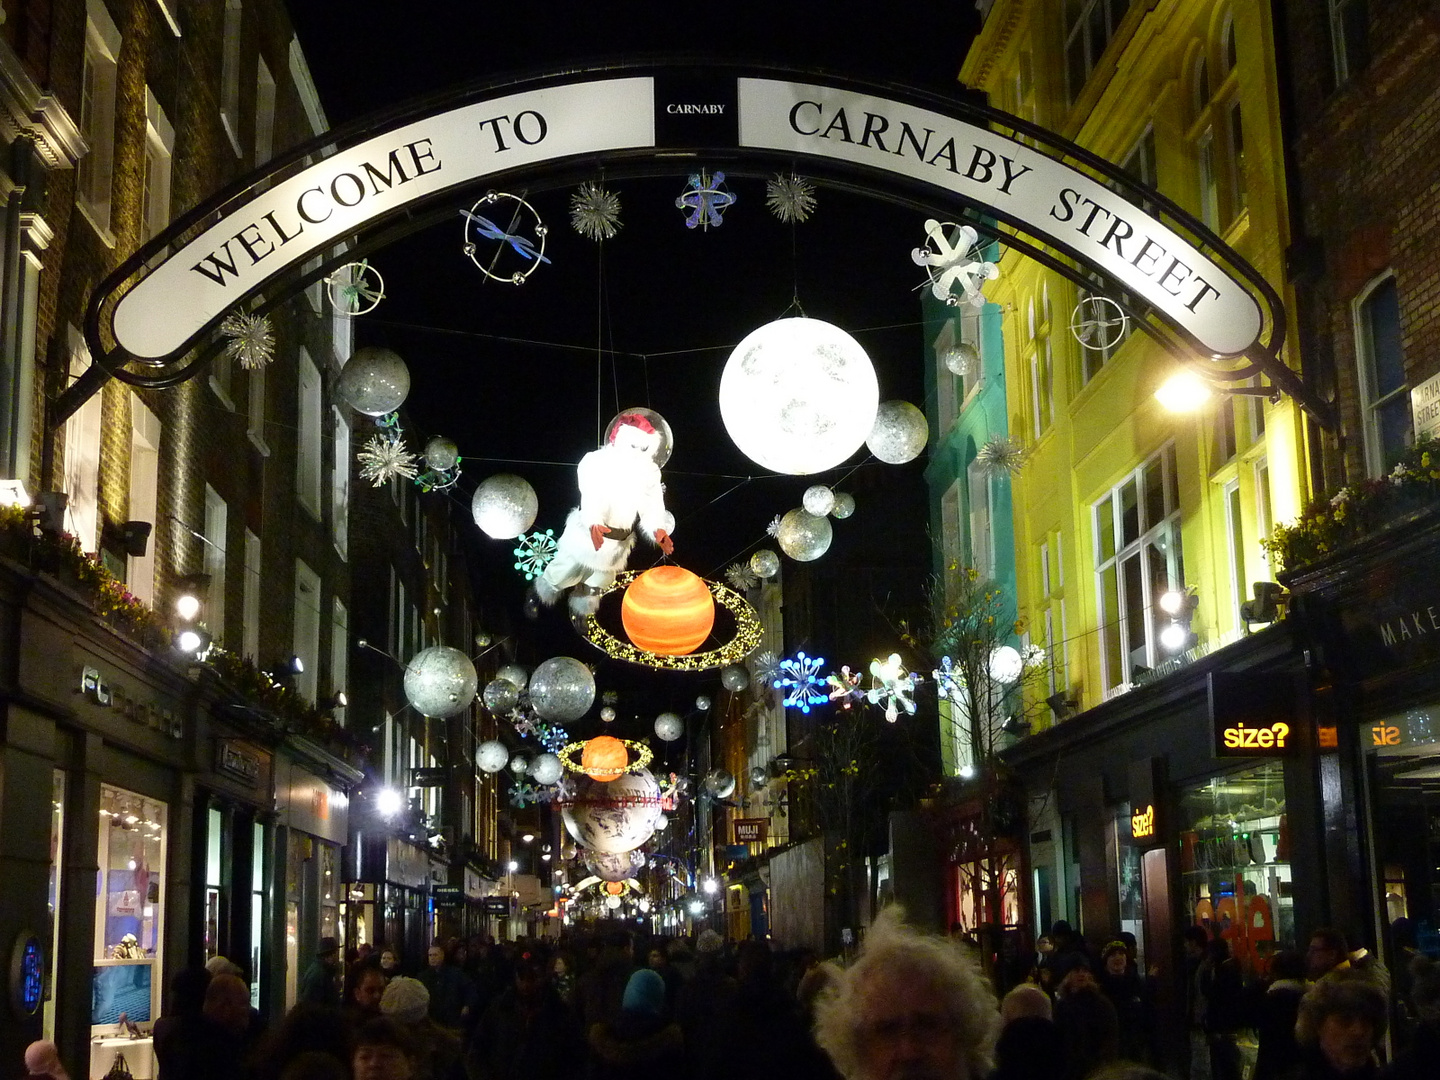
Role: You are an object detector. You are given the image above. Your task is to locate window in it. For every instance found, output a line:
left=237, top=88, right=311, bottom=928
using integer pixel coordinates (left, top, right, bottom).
left=330, top=598, right=348, bottom=726
left=1121, top=126, right=1158, bottom=214
left=332, top=408, right=349, bottom=559
left=293, top=559, right=320, bottom=702
left=242, top=529, right=261, bottom=660
left=1227, top=101, right=1247, bottom=215
left=1223, top=479, right=1245, bottom=634
left=1065, top=0, right=1131, bottom=103
left=1078, top=274, right=1133, bottom=384
left=93, top=786, right=166, bottom=1043
left=209, top=346, right=234, bottom=409
left=297, top=347, right=322, bottom=518
left=77, top=0, right=121, bottom=233
left=203, top=487, right=228, bottom=644
left=247, top=363, right=269, bottom=455
left=1094, top=444, right=1185, bottom=692
left=1329, top=0, right=1369, bottom=88
left=1190, top=29, right=1245, bottom=231
left=1255, top=458, right=1273, bottom=566
left=1196, top=128, right=1219, bottom=230
left=1030, top=335, right=1054, bottom=439
left=128, top=397, right=160, bottom=606
left=1355, top=275, right=1408, bottom=477
left=62, top=329, right=101, bottom=553
left=940, top=481, right=962, bottom=575
left=967, top=456, right=993, bottom=579
left=219, top=1, right=243, bottom=157
left=140, top=90, right=174, bottom=241
left=1212, top=395, right=1237, bottom=467
left=254, top=56, right=276, bottom=165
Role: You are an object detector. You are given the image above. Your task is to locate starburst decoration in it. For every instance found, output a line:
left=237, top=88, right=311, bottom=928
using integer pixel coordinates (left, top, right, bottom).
left=775, top=651, right=829, bottom=714
left=826, top=665, right=864, bottom=709
left=866, top=653, right=921, bottom=723
left=765, top=173, right=816, bottom=223
left=570, top=181, right=622, bottom=241
left=513, top=529, right=558, bottom=581
left=749, top=649, right=781, bottom=685
left=766, top=515, right=783, bottom=538
left=218, top=311, right=275, bottom=370
left=357, top=433, right=419, bottom=486
left=726, top=562, right=760, bottom=591
left=977, top=436, right=1031, bottom=477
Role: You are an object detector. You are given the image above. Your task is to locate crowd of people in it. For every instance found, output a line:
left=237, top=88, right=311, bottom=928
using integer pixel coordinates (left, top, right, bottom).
left=18, top=913, right=1440, bottom=1080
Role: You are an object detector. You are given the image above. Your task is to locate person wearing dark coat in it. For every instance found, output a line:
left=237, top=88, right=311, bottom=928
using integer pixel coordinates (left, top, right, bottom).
left=1052, top=966, right=1119, bottom=1080
left=1382, top=953, right=1440, bottom=1080
left=1097, top=940, right=1150, bottom=1064
left=675, top=930, right=737, bottom=1080
left=585, top=969, right=683, bottom=1080
left=1289, top=970, right=1387, bottom=1080
left=713, top=940, right=837, bottom=1080
left=575, top=932, right=635, bottom=1030
left=992, top=986, right=1062, bottom=1080
left=1252, top=950, right=1307, bottom=1080
left=469, top=955, right=585, bottom=1080
left=417, top=945, right=474, bottom=1030
left=153, top=967, right=212, bottom=1080
left=298, top=937, right=343, bottom=1008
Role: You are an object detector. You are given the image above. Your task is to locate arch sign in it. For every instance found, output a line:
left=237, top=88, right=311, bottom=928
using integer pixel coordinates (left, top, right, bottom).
left=81, top=66, right=1302, bottom=418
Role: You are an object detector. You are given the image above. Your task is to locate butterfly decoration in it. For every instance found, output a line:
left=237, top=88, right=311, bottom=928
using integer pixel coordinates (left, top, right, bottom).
left=675, top=170, right=736, bottom=230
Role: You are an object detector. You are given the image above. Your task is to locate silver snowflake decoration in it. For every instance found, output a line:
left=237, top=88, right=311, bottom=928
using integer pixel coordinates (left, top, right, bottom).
left=357, top=433, right=420, bottom=486
left=775, top=651, right=828, bottom=714
left=726, top=562, right=760, bottom=591
left=749, top=649, right=781, bottom=685
left=977, top=436, right=1030, bottom=477
left=570, top=181, right=622, bottom=241
left=765, top=173, right=816, bottom=223
left=219, top=311, right=275, bottom=370
left=512, top=529, right=558, bottom=581
left=766, top=515, right=783, bottom=538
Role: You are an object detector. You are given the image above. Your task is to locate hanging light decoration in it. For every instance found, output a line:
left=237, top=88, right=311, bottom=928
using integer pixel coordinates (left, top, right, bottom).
left=620, top=566, right=716, bottom=655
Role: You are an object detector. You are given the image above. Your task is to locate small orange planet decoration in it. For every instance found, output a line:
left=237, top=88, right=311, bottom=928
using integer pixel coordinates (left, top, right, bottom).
left=581, top=735, right=630, bottom=782
left=604, top=881, right=624, bottom=896
left=621, top=565, right=716, bottom=655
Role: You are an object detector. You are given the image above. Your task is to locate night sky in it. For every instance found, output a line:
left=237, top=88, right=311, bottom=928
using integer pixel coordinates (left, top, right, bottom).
left=286, top=1, right=981, bottom=702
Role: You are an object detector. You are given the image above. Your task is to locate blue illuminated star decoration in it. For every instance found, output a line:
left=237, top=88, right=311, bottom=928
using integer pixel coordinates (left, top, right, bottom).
left=931, top=656, right=966, bottom=708
left=774, top=651, right=828, bottom=714
left=512, top=529, right=558, bottom=581
left=675, top=170, right=736, bottom=230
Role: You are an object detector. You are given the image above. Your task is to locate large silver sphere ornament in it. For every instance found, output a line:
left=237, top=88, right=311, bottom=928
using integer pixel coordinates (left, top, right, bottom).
left=831, top=492, right=856, bottom=519
left=695, top=694, right=712, bottom=711
left=721, top=664, right=750, bottom=692
left=600, top=706, right=617, bottom=723
left=803, top=484, right=836, bottom=516
left=529, top=752, right=564, bottom=786
left=472, top=474, right=538, bottom=540
left=654, top=712, right=684, bottom=742
left=750, top=549, right=781, bottom=579
left=424, top=437, right=460, bottom=471
left=866, top=400, right=930, bottom=465
left=402, top=645, right=478, bottom=718
left=559, top=769, right=663, bottom=854
left=603, top=407, right=674, bottom=468
left=776, top=508, right=833, bottom=562
left=703, top=768, right=737, bottom=799
left=944, top=342, right=980, bottom=376
left=528, top=656, right=596, bottom=721
left=509, top=751, right=531, bottom=775
left=337, top=346, right=410, bottom=416
left=476, top=740, right=510, bottom=774
left=719, top=317, right=880, bottom=475
left=482, top=677, right=520, bottom=715
left=584, top=848, right=646, bottom=883
left=496, top=663, right=529, bottom=691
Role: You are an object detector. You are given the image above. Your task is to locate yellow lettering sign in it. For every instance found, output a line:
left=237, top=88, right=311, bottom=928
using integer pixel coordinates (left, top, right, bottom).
left=1220, top=721, right=1291, bottom=751
left=1131, top=804, right=1155, bottom=839
left=1371, top=724, right=1401, bottom=747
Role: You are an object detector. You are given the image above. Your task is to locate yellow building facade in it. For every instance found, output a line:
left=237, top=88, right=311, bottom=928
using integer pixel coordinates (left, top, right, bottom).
left=961, top=0, right=1311, bottom=717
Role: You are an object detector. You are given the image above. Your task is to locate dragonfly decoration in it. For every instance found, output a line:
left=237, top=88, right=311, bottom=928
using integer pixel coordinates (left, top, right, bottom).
left=325, top=260, right=386, bottom=316
left=460, top=192, right=551, bottom=284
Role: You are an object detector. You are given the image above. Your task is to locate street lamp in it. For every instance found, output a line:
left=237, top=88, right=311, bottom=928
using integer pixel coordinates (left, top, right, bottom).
left=375, top=788, right=404, bottom=818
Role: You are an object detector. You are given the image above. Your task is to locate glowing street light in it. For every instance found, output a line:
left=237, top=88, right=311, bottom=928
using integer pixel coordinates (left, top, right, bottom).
left=1154, top=371, right=1212, bottom=413
left=375, top=788, right=404, bottom=818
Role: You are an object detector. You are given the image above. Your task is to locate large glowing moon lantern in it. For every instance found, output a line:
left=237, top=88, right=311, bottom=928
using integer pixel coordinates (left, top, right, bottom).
left=719, top=317, right=880, bottom=475
left=403, top=646, right=478, bottom=718
left=621, top=566, right=716, bottom=655
left=560, top=769, right=664, bottom=854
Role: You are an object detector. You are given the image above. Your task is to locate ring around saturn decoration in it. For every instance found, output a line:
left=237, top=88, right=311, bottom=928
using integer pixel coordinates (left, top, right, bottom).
left=580, top=571, right=762, bottom=671
left=557, top=738, right=654, bottom=780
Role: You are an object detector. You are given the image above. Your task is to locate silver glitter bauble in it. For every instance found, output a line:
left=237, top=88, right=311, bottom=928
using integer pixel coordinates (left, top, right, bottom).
left=509, top=752, right=531, bottom=775
left=403, top=645, right=478, bottom=718
left=750, top=766, right=769, bottom=787
left=424, top=437, right=460, bottom=471
left=720, top=665, right=750, bottom=692
left=600, top=706, right=617, bottom=723
left=776, top=508, right=833, bottom=562
left=472, top=474, right=538, bottom=539
left=831, top=492, right=856, bottom=519
left=337, top=346, right=410, bottom=416
left=944, top=342, right=980, bottom=376
left=654, top=713, right=684, bottom=742
left=476, top=740, right=509, bottom=773
left=866, top=400, right=929, bottom=464
left=529, top=752, right=564, bottom=786
left=695, top=695, right=711, bottom=711
left=482, top=678, right=520, bottom=714
left=802, top=485, right=836, bottom=516
left=750, top=549, right=781, bottom=579
left=496, top=663, right=529, bottom=691
left=528, top=656, right=596, bottom=722
left=703, top=768, right=736, bottom=799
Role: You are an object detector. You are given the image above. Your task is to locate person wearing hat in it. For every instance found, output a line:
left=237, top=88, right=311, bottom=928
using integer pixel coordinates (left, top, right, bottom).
left=586, top=969, right=684, bottom=1080
left=1097, top=940, right=1150, bottom=1064
left=299, top=936, right=343, bottom=1008
left=381, top=977, right=462, bottom=1080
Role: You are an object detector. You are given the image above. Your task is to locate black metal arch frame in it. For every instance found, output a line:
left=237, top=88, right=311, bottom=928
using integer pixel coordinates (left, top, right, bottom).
left=59, top=62, right=1328, bottom=428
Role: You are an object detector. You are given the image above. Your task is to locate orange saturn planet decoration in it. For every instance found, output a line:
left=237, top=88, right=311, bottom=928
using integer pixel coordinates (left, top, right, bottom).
left=604, top=881, right=625, bottom=896
left=621, top=565, right=716, bottom=655
left=580, top=735, right=630, bottom=783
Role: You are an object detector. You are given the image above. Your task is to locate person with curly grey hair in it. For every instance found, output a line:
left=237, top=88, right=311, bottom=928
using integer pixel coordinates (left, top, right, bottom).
left=1292, top=969, right=1387, bottom=1079
left=813, top=908, right=1000, bottom=1080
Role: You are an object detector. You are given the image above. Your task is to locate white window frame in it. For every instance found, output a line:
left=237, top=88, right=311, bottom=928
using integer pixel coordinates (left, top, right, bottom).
left=967, top=456, right=993, bottom=580
left=203, top=486, right=228, bottom=644
left=330, top=598, right=348, bottom=726
left=288, top=36, right=329, bottom=136
left=219, top=0, right=244, bottom=158
left=332, top=407, right=349, bottom=560
left=254, top=55, right=276, bottom=165
left=297, top=347, right=323, bottom=519
left=247, top=363, right=269, bottom=455
left=1223, top=478, right=1244, bottom=636
left=128, top=396, right=161, bottom=606
left=1329, top=0, right=1368, bottom=87
left=242, top=529, right=261, bottom=660
left=1354, top=273, right=1408, bottom=478
left=1254, top=458, right=1273, bottom=568
left=141, top=89, right=174, bottom=241
left=77, top=0, right=121, bottom=237
left=62, top=328, right=102, bottom=553
left=293, top=559, right=321, bottom=703
left=1196, top=128, right=1219, bottom=231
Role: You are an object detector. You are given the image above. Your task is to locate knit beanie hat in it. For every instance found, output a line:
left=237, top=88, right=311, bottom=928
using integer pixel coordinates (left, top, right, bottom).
left=621, top=968, right=666, bottom=1017
left=380, top=976, right=430, bottom=1024
left=695, top=929, right=724, bottom=955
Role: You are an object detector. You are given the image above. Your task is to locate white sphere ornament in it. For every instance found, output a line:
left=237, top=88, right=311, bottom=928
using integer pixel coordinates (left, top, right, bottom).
left=560, top=769, right=663, bottom=854
left=695, top=694, right=712, bottom=711
left=944, top=342, right=980, bottom=376
left=584, top=848, right=646, bottom=882
left=509, top=751, right=531, bottom=775
left=476, top=740, right=510, bottom=774
left=482, top=678, right=519, bottom=715
left=777, top=509, right=833, bottom=562
left=403, top=645, right=478, bottom=718
left=424, top=437, right=460, bottom=471
left=528, top=657, right=596, bottom=721
left=654, top=813, right=669, bottom=831
left=703, top=769, right=736, bottom=799
left=605, top=894, right=623, bottom=910
left=866, top=400, right=929, bottom=464
left=721, top=664, right=750, bottom=692
left=654, top=713, right=684, bottom=742
left=719, top=317, right=880, bottom=475
left=472, top=474, right=538, bottom=539
left=496, top=663, right=529, bottom=691
left=750, top=549, right=781, bottom=579
left=831, top=492, right=856, bottom=519
left=337, top=346, right=410, bottom=416
left=803, top=485, right=836, bottom=516
left=988, top=644, right=1025, bottom=684
left=600, top=706, right=617, bottom=723
left=529, top=752, right=564, bottom=786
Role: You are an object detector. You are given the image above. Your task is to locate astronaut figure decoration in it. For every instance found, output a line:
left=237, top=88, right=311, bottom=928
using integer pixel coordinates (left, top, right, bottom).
left=535, top=410, right=676, bottom=616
